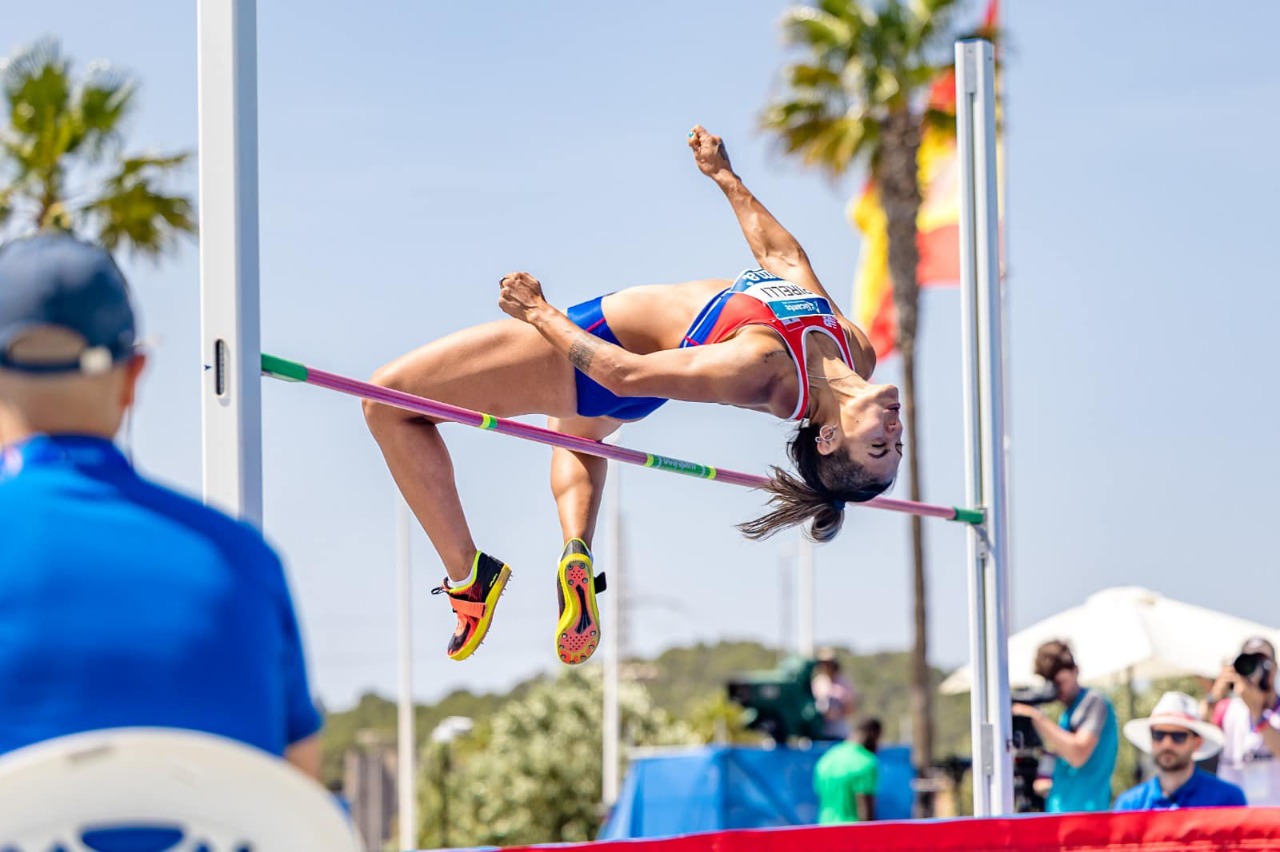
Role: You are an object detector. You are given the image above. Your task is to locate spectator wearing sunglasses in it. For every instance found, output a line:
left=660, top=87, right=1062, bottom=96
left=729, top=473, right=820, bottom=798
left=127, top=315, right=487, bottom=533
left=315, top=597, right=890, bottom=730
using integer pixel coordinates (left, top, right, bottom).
left=1114, top=692, right=1245, bottom=811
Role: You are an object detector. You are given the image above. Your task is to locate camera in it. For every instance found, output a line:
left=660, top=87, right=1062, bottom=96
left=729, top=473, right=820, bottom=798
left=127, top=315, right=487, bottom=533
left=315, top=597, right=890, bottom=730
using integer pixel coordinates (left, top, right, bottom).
left=1009, top=683, right=1058, bottom=813
left=1233, top=652, right=1275, bottom=691
left=726, top=656, right=825, bottom=743
left=1010, top=683, right=1058, bottom=749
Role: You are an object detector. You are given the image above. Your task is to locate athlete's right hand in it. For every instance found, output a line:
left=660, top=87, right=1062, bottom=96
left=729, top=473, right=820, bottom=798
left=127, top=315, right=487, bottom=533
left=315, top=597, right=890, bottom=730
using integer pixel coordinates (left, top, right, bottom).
left=498, top=271, right=547, bottom=324
left=688, top=125, right=733, bottom=178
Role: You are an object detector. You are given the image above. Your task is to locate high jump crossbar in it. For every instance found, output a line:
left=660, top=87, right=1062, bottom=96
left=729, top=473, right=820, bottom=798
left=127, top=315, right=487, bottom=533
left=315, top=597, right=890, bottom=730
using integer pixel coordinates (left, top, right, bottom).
left=261, top=353, right=984, bottom=526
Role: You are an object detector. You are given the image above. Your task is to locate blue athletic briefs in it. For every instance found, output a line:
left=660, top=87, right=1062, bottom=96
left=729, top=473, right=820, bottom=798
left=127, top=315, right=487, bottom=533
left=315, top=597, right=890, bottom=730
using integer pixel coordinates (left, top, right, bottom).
left=0, top=434, right=322, bottom=757
left=566, top=296, right=671, bottom=420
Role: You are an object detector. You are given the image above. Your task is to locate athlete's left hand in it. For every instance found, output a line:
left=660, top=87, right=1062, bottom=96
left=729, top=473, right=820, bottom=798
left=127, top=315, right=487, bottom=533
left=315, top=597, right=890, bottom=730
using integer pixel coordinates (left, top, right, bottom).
left=498, top=271, right=547, bottom=323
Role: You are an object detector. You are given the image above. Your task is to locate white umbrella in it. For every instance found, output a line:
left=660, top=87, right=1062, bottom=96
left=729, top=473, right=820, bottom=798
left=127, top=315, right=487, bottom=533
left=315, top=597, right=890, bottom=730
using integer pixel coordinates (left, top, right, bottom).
left=940, top=586, right=1280, bottom=695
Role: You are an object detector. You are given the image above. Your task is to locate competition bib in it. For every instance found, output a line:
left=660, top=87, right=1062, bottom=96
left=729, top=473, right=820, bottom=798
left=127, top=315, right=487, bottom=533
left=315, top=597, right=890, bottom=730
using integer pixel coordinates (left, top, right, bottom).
left=731, top=269, right=840, bottom=329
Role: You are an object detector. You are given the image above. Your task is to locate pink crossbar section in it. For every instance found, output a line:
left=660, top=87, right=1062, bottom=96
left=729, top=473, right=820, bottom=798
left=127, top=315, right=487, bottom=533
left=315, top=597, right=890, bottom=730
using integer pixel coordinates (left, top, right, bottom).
left=300, top=365, right=959, bottom=521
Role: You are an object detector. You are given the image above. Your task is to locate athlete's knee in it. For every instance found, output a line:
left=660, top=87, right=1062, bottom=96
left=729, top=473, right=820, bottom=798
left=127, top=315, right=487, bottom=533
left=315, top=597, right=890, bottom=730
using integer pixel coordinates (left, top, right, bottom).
left=364, top=362, right=407, bottom=428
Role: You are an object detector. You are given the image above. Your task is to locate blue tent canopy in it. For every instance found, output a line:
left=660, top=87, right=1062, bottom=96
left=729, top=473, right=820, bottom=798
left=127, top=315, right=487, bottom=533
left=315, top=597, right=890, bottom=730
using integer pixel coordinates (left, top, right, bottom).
left=600, top=743, right=914, bottom=840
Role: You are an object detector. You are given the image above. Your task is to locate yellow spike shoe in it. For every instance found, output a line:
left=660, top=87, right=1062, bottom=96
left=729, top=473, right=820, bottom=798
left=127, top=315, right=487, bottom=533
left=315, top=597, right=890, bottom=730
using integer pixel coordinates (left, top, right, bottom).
left=555, top=539, right=606, bottom=665
left=432, top=551, right=511, bottom=661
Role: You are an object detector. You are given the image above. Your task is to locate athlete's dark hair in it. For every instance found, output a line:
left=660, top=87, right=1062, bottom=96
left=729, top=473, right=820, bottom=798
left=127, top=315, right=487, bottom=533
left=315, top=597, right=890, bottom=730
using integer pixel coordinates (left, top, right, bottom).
left=738, top=421, right=893, bottom=543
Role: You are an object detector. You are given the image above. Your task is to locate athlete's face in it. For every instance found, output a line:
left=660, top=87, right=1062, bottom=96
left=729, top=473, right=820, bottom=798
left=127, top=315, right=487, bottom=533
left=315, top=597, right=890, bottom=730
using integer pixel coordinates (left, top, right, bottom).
left=834, top=383, right=903, bottom=482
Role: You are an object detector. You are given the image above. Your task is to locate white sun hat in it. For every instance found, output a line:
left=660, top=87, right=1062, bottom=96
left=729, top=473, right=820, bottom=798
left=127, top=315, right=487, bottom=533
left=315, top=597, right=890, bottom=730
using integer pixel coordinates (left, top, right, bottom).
left=1122, top=691, right=1225, bottom=761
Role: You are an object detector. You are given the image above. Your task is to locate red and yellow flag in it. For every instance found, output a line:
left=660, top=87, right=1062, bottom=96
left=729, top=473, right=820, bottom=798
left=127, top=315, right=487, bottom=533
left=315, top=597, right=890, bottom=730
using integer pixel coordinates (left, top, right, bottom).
left=852, top=8, right=1002, bottom=360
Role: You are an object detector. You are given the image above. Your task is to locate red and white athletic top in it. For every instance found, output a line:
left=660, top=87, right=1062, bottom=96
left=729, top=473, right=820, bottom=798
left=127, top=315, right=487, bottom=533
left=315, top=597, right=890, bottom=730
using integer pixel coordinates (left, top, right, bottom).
left=680, top=268, right=855, bottom=421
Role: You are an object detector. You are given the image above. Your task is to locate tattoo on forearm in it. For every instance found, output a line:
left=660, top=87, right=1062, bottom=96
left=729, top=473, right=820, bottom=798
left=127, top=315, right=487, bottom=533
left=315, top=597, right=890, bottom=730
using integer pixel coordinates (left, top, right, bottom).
left=568, top=335, right=600, bottom=374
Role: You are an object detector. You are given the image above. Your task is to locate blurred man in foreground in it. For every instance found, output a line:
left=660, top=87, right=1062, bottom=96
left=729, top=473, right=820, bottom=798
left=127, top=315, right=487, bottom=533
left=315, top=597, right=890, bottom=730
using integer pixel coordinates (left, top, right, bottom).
left=0, top=233, right=322, bottom=777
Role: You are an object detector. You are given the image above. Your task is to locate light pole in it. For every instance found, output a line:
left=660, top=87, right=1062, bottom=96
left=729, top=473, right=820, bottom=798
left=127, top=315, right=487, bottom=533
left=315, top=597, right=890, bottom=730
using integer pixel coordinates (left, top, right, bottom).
left=431, top=716, right=474, bottom=848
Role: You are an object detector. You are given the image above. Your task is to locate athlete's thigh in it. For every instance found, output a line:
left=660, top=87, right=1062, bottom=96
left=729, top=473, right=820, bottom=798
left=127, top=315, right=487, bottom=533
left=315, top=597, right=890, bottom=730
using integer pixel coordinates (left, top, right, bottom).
left=547, top=414, right=625, bottom=442
left=375, top=319, right=578, bottom=418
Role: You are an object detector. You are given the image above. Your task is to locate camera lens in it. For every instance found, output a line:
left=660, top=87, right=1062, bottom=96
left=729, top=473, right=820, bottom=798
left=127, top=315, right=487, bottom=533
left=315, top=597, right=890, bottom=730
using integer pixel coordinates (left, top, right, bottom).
left=1234, top=653, right=1262, bottom=678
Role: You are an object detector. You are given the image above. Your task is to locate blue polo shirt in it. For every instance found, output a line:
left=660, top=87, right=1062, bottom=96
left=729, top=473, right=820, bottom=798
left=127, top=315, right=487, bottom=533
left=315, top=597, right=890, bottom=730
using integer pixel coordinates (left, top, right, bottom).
left=0, top=434, right=322, bottom=757
left=1114, top=768, right=1246, bottom=811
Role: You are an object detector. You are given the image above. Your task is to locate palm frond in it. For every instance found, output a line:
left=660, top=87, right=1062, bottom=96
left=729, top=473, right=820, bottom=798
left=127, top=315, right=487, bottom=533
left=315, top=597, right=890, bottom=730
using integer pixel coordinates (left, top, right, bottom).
left=0, top=37, right=67, bottom=104
left=780, top=7, right=853, bottom=51
left=87, top=151, right=197, bottom=257
left=74, top=61, right=135, bottom=160
left=786, top=62, right=844, bottom=91
left=111, top=152, right=191, bottom=180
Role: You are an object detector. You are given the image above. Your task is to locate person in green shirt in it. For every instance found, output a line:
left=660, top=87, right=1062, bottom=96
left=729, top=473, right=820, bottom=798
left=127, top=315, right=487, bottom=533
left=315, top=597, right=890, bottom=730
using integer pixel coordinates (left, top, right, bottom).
left=815, top=717, right=882, bottom=823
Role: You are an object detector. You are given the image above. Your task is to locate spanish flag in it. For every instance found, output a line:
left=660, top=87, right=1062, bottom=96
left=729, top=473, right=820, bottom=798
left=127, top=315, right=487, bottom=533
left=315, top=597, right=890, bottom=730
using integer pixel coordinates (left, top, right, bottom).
left=852, top=11, right=1002, bottom=360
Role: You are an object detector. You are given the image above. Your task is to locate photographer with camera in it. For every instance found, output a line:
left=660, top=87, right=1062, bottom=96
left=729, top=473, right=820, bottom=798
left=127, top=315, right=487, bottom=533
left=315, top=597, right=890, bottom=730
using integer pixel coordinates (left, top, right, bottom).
left=811, top=648, right=858, bottom=740
left=1203, top=636, right=1280, bottom=804
left=1011, top=640, right=1118, bottom=812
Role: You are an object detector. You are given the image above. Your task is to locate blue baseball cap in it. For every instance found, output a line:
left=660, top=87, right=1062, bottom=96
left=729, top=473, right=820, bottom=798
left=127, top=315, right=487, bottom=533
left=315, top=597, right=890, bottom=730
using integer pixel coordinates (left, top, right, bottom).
left=0, top=232, right=137, bottom=374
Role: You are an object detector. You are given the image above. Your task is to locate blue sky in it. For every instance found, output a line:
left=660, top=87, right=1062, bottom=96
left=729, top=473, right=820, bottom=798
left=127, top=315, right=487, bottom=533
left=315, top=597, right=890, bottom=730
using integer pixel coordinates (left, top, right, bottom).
left=6, top=2, right=1279, bottom=710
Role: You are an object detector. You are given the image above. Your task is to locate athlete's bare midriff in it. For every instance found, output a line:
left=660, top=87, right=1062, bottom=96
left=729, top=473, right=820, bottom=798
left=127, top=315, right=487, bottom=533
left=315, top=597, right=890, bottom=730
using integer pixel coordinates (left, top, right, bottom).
left=596, top=278, right=730, bottom=353
left=594, top=277, right=870, bottom=379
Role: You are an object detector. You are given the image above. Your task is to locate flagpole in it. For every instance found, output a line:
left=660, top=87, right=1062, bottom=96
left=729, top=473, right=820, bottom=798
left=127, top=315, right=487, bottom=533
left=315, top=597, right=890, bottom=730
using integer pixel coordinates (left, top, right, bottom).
left=602, top=463, right=622, bottom=808
left=797, top=535, right=815, bottom=657
left=395, top=495, right=416, bottom=851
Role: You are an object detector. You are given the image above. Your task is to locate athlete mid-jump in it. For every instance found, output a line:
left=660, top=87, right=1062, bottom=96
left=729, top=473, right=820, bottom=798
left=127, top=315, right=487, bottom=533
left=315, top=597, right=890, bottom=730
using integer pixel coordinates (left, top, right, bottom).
left=364, top=126, right=904, bottom=664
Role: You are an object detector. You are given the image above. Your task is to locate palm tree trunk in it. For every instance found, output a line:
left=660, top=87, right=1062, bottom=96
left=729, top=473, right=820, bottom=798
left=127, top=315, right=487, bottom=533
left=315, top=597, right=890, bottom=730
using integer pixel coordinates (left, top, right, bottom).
left=879, top=109, right=934, bottom=795
left=902, top=342, right=934, bottom=807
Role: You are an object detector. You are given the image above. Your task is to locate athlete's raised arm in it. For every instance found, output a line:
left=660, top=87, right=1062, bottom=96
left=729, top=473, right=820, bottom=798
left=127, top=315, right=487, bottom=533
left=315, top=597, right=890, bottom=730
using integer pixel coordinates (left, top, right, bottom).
left=689, top=125, right=846, bottom=319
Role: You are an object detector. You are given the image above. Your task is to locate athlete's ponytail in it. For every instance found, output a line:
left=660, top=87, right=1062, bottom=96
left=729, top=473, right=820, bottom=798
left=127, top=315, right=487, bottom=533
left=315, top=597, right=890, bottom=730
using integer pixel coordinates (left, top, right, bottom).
left=738, top=422, right=892, bottom=542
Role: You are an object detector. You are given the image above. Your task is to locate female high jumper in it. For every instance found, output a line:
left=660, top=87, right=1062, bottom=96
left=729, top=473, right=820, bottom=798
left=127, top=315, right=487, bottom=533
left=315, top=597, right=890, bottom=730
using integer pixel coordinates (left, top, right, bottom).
left=364, top=126, right=904, bottom=664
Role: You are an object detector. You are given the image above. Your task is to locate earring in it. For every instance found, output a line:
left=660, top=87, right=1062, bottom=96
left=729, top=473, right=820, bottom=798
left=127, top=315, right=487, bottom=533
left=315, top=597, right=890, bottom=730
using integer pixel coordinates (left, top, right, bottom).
left=815, top=424, right=837, bottom=445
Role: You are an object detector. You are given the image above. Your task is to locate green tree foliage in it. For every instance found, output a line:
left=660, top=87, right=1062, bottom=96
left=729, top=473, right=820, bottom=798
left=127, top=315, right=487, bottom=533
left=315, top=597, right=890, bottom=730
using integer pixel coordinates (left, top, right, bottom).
left=0, top=37, right=195, bottom=256
left=319, top=683, right=538, bottom=784
left=417, top=668, right=697, bottom=848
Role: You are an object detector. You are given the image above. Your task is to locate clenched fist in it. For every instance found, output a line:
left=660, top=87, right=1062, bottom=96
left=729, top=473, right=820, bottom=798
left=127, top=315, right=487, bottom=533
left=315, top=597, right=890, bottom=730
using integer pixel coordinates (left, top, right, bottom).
left=688, top=125, right=733, bottom=178
left=498, top=271, right=547, bottom=324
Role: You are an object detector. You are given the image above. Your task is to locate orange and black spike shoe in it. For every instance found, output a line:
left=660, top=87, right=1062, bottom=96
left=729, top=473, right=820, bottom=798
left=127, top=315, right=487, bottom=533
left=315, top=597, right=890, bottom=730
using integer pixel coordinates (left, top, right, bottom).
left=432, top=552, right=512, bottom=661
left=555, top=538, right=607, bottom=665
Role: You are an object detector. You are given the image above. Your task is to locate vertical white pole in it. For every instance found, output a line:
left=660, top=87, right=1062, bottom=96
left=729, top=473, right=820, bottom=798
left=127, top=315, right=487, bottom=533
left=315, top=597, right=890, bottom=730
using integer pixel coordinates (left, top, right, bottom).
left=602, top=466, right=621, bottom=806
left=957, top=38, right=1014, bottom=816
left=198, top=0, right=262, bottom=525
left=396, top=497, right=416, bottom=851
left=975, top=37, right=1014, bottom=817
left=797, top=536, right=815, bottom=657
left=778, top=551, right=793, bottom=655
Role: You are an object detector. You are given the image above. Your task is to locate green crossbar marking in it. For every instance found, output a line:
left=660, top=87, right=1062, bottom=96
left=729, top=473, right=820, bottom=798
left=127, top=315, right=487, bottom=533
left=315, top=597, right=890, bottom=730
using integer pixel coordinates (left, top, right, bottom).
left=953, top=507, right=985, bottom=525
left=480, top=414, right=496, bottom=430
left=261, top=354, right=308, bottom=382
left=644, top=454, right=656, bottom=467
left=646, top=454, right=713, bottom=478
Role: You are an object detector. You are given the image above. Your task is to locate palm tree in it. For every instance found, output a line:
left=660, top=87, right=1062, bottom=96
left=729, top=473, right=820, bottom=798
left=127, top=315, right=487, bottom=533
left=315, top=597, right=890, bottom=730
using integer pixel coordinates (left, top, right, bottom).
left=0, top=37, right=195, bottom=256
left=762, top=0, right=994, bottom=790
